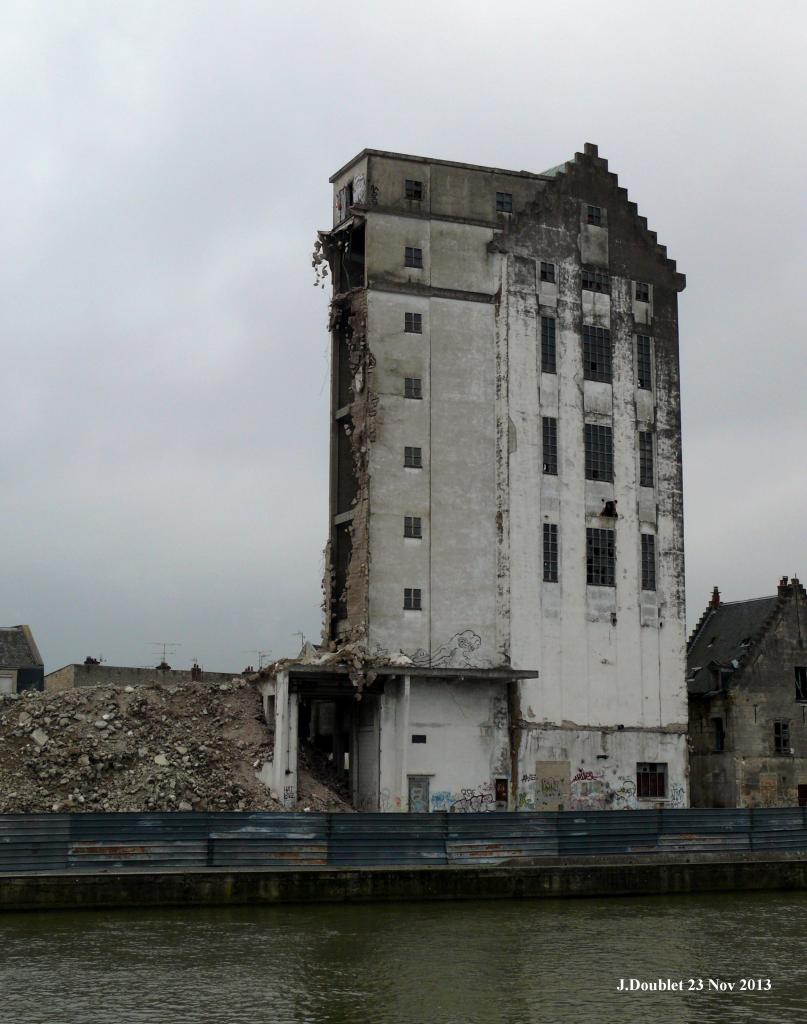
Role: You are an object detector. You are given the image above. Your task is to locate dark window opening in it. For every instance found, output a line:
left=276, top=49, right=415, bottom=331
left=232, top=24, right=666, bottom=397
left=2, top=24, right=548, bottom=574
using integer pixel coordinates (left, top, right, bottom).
left=336, top=417, right=357, bottom=514
left=542, top=417, right=558, bottom=475
left=496, top=191, right=513, bottom=213
left=334, top=222, right=366, bottom=293
left=582, top=267, right=610, bottom=293
left=639, top=431, right=654, bottom=488
left=587, top=527, right=615, bottom=587
left=636, top=281, right=650, bottom=303
left=543, top=523, right=558, bottom=582
left=405, top=246, right=423, bottom=269
left=411, top=734, right=427, bottom=743
left=404, top=446, right=422, bottom=469
left=637, top=335, right=652, bottom=390
left=587, top=205, right=602, bottom=226
left=333, top=521, right=352, bottom=623
left=582, top=325, right=612, bottom=383
left=796, top=667, right=807, bottom=702
left=540, top=261, right=556, bottom=284
left=405, top=179, right=423, bottom=201
left=636, top=762, right=667, bottom=798
left=585, top=423, right=613, bottom=482
left=404, top=516, right=422, bottom=539
left=774, top=720, right=791, bottom=754
left=404, top=377, right=422, bottom=400
left=404, top=588, right=422, bottom=611
left=641, top=533, right=656, bottom=591
left=541, top=317, right=557, bottom=374
left=405, top=311, right=422, bottom=334
left=713, top=717, right=725, bottom=752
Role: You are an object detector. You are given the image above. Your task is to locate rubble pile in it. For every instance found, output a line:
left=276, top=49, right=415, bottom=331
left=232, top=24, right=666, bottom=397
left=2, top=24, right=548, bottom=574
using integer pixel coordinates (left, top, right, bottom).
left=0, top=680, right=351, bottom=814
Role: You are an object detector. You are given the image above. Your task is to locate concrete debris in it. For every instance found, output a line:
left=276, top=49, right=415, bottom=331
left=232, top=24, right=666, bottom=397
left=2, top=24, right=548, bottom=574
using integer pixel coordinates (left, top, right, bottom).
left=0, top=679, right=352, bottom=814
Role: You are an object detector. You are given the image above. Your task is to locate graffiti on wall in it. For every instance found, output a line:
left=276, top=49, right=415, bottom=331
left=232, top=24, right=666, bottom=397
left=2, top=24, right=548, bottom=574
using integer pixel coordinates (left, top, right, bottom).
left=430, top=784, right=495, bottom=813
left=411, top=630, right=483, bottom=669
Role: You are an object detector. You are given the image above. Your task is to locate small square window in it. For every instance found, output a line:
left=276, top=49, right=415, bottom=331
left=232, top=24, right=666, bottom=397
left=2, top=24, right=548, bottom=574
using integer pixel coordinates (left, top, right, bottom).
left=637, top=335, right=652, bottom=390
left=636, top=762, right=667, bottom=798
left=404, top=516, right=422, bottom=539
left=404, top=446, right=422, bottom=469
left=543, top=523, right=558, bottom=582
left=636, top=281, right=650, bottom=303
left=582, top=267, right=610, bottom=293
left=405, top=179, right=423, bottom=201
left=540, top=261, right=556, bottom=284
left=587, top=205, right=602, bottom=226
left=404, top=377, right=422, bottom=400
left=404, top=587, right=422, bottom=611
left=542, top=417, right=558, bottom=475
left=774, top=720, right=791, bottom=754
left=796, top=667, right=807, bottom=702
left=405, top=246, right=423, bottom=269
left=541, top=317, right=556, bottom=374
left=405, top=312, right=422, bottom=334
left=496, top=191, right=513, bottom=213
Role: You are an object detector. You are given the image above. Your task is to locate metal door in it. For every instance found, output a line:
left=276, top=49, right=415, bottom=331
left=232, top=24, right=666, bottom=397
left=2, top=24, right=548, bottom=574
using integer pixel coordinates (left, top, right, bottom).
left=408, top=775, right=430, bottom=813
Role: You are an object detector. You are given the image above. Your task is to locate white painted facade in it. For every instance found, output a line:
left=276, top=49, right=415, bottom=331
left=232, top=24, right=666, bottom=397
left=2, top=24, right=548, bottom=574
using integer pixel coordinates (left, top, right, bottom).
left=315, top=145, right=689, bottom=811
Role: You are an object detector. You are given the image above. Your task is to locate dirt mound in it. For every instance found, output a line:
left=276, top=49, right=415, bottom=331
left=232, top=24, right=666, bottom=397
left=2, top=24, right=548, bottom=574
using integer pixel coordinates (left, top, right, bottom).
left=0, top=680, right=351, bottom=814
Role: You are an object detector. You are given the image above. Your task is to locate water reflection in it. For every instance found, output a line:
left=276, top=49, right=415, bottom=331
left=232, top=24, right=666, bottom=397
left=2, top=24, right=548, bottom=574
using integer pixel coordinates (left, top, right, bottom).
left=2, top=892, right=806, bottom=1023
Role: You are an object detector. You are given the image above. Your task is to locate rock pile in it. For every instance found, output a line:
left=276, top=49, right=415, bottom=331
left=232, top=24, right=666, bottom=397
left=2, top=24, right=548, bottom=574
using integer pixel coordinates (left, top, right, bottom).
left=0, top=679, right=351, bottom=814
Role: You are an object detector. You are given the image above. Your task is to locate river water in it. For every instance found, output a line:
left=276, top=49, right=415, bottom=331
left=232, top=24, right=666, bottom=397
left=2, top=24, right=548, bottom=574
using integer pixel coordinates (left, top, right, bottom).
left=2, top=892, right=806, bottom=1023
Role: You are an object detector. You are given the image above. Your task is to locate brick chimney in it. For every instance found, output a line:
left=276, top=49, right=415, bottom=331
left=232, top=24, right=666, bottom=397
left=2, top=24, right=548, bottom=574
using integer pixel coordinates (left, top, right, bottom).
left=710, top=586, right=721, bottom=609
left=778, top=576, right=790, bottom=595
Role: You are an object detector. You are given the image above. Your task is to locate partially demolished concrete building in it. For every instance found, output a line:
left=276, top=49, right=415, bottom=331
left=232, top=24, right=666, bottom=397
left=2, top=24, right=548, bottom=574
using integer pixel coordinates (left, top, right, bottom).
left=265, top=144, right=689, bottom=811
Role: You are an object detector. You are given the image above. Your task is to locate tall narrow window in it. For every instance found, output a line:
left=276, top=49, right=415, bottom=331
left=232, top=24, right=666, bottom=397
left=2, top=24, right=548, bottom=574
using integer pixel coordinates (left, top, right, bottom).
left=637, top=335, right=652, bottom=389
left=496, top=191, right=513, bottom=213
left=582, top=325, right=612, bottom=382
left=796, top=667, right=807, bottom=702
left=636, top=762, right=667, bottom=798
left=543, top=523, right=558, bottom=582
left=405, top=312, right=422, bottom=334
left=586, top=527, right=615, bottom=586
left=404, top=588, right=422, bottom=611
left=404, top=446, right=422, bottom=468
left=639, top=432, right=654, bottom=487
left=541, top=317, right=557, bottom=374
left=774, top=720, right=791, bottom=754
left=404, top=516, right=422, bottom=539
left=584, top=424, right=613, bottom=482
left=405, top=377, right=422, bottom=400
left=542, top=417, right=558, bottom=475
left=540, top=261, right=556, bottom=283
left=587, top=205, right=602, bottom=226
left=635, top=281, right=650, bottom=303
left=582, top=267, right=610, bottom=293
left=405, top=179, right=423, bottom=200
left=641, top=533, right=656, bottom=591
left=713, top=718, right=725, bottom=752
left=404, top=246, right=423, bottom=268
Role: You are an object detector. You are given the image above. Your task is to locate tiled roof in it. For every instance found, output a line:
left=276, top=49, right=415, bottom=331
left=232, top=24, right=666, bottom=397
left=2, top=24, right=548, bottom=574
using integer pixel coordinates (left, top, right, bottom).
left=686, top=597, right=779, bottom=695
left=0, top=626, right=43, bottom=670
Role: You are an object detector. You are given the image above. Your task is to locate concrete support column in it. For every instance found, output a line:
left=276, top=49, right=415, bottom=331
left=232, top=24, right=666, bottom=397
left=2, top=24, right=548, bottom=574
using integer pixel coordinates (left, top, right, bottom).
left=271, top=670, right=299, bottom=807
left=400, top=675, right=411, bottom=810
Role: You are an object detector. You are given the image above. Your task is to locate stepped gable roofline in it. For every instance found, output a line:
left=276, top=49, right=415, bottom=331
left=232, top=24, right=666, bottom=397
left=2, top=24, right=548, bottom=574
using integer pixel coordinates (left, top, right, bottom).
left=0, top=625, right=43, bottom=670
left=687, top=577, right=806, bottom=695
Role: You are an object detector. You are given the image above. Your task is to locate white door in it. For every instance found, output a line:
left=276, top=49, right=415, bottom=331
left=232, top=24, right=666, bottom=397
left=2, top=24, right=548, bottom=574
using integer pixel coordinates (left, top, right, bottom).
left=0, top=674, right=13, bottom=695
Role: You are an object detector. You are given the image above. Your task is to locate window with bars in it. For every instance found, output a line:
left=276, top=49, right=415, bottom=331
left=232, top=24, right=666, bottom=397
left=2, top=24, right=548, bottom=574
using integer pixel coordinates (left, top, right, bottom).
left=404, top=446, right=422, bottom=468
left=586, top=527, right=615, bottom=586
left=584, top=423, right=613, bottom=481
left=639, top=432, right=654, bottom=487
left=540, top=261, right=556, bottom=283
left=636, top=762, right=667, bottom=798
left=541, top=317, right=557, bottom=374
left=405, top=377, right=422, bottom=400
left=404, top=246, right=423, bottom=268
left=405, top=312, right=423, bottom=334
left=542, top=417, right=558, bottom=474
left=404, top=516, right=422, bottom=539
left=587, top=205, right=602, bottom=226
left=404, top=588, right=422, bottom=611
left=582, top=267, right=610, bottom=293
left=774, top=720, right=791, bottom=754
left=582, top=325, right=612, bottom=382
left=496, top=191, right=513, bottom=213
left=635, top=281, right=650, bottom=303
left=405, top=179, right=423, bottom=201
left=637, top=335, right=652, bottom=389
left=543, top=523, right=558, bottom=582
left=641, top=533, right=656, bottom=591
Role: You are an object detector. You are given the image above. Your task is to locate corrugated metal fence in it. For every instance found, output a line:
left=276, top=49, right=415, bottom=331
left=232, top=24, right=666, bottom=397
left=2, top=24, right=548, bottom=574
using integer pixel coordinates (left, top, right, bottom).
left=2, top=809, right=807, bottom=874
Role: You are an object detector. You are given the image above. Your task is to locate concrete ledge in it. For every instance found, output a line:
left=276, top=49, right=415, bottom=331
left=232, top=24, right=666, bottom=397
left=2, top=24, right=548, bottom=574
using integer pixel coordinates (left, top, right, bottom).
left=2, top=852, right=807, bottom=912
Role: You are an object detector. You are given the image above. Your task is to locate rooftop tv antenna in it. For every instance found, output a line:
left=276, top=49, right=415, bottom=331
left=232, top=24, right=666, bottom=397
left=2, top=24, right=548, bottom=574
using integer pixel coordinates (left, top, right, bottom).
left=292, top=631, right=306, bottom=654
left=148, top=641, right=181, bottom=667
left=244, top=649, right=272, bottom=669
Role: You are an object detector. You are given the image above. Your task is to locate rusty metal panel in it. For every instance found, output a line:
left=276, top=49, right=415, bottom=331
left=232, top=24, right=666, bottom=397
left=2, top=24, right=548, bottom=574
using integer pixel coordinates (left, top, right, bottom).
left=68, top=841, right=208, bottom=869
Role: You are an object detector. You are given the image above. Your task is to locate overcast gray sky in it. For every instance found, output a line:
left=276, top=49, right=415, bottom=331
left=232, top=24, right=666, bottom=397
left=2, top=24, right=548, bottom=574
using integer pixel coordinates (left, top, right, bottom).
left=1, top=1, right=804, bottom=672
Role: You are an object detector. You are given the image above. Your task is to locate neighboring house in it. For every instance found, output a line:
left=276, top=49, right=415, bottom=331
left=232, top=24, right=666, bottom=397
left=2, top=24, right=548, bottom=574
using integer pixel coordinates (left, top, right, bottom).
left=688, top=577, right=807, bottom=808
left=0, top=626, right=44, bottom=694
left=265, top=142, right=689, bottom=812
left=45, top=661, right=242, bottom=693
